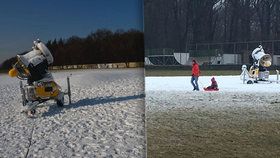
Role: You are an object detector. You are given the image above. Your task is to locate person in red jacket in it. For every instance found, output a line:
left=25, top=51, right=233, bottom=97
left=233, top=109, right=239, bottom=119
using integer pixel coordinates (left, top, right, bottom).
left=191, top=59, right=200, bottom=91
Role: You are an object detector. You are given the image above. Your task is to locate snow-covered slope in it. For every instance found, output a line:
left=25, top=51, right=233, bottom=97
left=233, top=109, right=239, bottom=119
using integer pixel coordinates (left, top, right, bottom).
left=0, top=68, right=145, bottom=157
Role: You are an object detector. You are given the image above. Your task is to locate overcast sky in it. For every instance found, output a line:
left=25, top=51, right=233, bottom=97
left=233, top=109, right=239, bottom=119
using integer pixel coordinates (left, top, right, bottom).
left=0, top=0, right=143, bottom=64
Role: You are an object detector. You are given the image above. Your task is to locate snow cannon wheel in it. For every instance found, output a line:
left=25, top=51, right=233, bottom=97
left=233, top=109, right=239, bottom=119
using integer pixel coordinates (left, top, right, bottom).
left=247, top=80, right=253, bottom=84
left=56, top=92, right=65, bottom=107
left=22, top=109, right=36, bottom=118
left=30, top=109, right=36, bottom=115
left=56, top=97, right=64, bottom=107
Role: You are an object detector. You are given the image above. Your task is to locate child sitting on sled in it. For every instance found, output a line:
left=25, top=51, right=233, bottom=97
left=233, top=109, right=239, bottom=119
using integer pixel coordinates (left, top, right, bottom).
left=204, top=77, right=219, bottom=91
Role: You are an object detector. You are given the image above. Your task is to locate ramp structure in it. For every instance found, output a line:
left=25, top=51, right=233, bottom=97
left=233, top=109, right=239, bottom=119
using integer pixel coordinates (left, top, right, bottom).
left=174, top=53, right=189, bottom=65
left=148, top=55, right=181, bottom=65
left=145, top=57, right=153, bottom=65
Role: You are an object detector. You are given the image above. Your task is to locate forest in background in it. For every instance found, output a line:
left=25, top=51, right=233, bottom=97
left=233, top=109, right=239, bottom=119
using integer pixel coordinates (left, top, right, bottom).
left=144, top=0, right=280, bottom=51
left=0, top=29, right=144, bottom=70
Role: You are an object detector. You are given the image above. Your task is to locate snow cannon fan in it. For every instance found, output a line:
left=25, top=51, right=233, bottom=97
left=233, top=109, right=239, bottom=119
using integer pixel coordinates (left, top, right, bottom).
left=252, top=51, right=272, bottom=68
left=249, top=45, right=272, bottom=81
left=8, top=39, right=72, bottom=116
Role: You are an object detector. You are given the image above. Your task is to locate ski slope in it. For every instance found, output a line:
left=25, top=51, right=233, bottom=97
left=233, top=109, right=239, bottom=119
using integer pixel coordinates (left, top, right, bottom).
left=0, top=68, right=145, bottom=157
left=146, top=75, right=280, bottom=93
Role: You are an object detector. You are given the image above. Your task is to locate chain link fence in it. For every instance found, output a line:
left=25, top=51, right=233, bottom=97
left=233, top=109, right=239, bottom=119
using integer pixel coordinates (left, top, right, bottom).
left=145, top=40, right=280, bottom=66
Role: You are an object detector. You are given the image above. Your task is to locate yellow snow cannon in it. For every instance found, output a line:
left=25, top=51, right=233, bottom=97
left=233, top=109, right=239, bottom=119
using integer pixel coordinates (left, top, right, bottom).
left=249, top=45, right=272, bottom=82
left=9, top=39, right=71, bottom=117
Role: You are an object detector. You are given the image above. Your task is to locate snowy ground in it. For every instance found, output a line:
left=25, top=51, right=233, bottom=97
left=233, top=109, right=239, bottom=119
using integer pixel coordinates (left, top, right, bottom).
left=146, top=75, right=280, bottom=92
left=146, top=76, right=280, bottom=157
left=0, top=68, right=145, bottom=158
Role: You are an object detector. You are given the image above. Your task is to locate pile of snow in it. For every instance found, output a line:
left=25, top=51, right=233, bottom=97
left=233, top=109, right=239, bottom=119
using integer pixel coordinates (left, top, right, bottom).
left=146, top=75, right=280, bottom=93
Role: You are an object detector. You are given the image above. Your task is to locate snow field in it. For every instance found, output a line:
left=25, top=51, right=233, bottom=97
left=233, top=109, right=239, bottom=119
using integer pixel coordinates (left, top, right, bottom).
left=0, top=68, right=145, bottom=158
left=146, top=75, right=280, bottom=92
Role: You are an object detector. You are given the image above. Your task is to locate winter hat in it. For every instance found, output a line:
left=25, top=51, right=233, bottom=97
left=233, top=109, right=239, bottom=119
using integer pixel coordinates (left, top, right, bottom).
left=211, top=77, right=215, bottom=82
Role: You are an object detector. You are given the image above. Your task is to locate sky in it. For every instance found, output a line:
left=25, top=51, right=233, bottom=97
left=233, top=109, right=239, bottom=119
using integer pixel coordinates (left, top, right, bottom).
left=0, top=0, right=143, bottom=64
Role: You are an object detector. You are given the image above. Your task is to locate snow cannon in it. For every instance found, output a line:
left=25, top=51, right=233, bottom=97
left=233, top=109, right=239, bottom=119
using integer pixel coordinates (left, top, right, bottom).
left=249, top=45, right=272, bottom=82
left=251, top=46, right=272, bottom=68
left=8, top=39, right=71, bottom=117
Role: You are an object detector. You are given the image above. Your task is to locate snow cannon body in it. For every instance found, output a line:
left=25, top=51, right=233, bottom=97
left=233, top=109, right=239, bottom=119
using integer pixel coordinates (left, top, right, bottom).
left=249, top=45, right=272, bottom=82
left=8, top=39, right=71, bottom=117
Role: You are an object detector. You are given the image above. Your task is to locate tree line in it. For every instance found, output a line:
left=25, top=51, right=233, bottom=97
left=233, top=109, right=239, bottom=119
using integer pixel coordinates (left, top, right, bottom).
left=1, top=29, right=144, bottom=70
left=144, top=0, right=280, bottom=51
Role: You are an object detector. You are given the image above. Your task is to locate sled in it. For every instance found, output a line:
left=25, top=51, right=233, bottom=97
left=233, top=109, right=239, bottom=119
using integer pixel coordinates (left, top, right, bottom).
left=203, top=87, right=219, bottom=91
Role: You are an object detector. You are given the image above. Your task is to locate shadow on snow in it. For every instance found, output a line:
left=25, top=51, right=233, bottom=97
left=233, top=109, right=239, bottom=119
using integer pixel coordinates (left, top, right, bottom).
left=42, top=93, right=145, bottom=117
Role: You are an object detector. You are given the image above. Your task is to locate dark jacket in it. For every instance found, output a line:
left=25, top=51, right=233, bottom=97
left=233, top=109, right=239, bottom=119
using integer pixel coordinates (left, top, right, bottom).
left=211, top=77, right=218, bottom=88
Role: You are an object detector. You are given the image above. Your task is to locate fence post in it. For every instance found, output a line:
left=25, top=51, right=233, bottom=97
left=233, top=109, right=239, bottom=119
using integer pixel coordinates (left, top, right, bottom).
left=163, top=48, right=165, bottom=65
left=276, top=70, right=279, bottom=84
left=272, top=41, right=275, bottom=54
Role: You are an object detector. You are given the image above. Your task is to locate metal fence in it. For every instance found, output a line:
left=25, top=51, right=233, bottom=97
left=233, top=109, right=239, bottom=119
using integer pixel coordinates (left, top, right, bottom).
left=145, top=40, right=280, bottom=66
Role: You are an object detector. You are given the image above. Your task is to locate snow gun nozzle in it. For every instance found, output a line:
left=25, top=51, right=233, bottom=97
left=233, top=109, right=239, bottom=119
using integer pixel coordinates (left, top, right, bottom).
left=8, top=68, right=18, bottom=78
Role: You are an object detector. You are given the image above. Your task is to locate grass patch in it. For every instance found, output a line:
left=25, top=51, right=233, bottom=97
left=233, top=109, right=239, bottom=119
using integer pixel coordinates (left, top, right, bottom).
left=147, top=110, right=280, bottom=158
